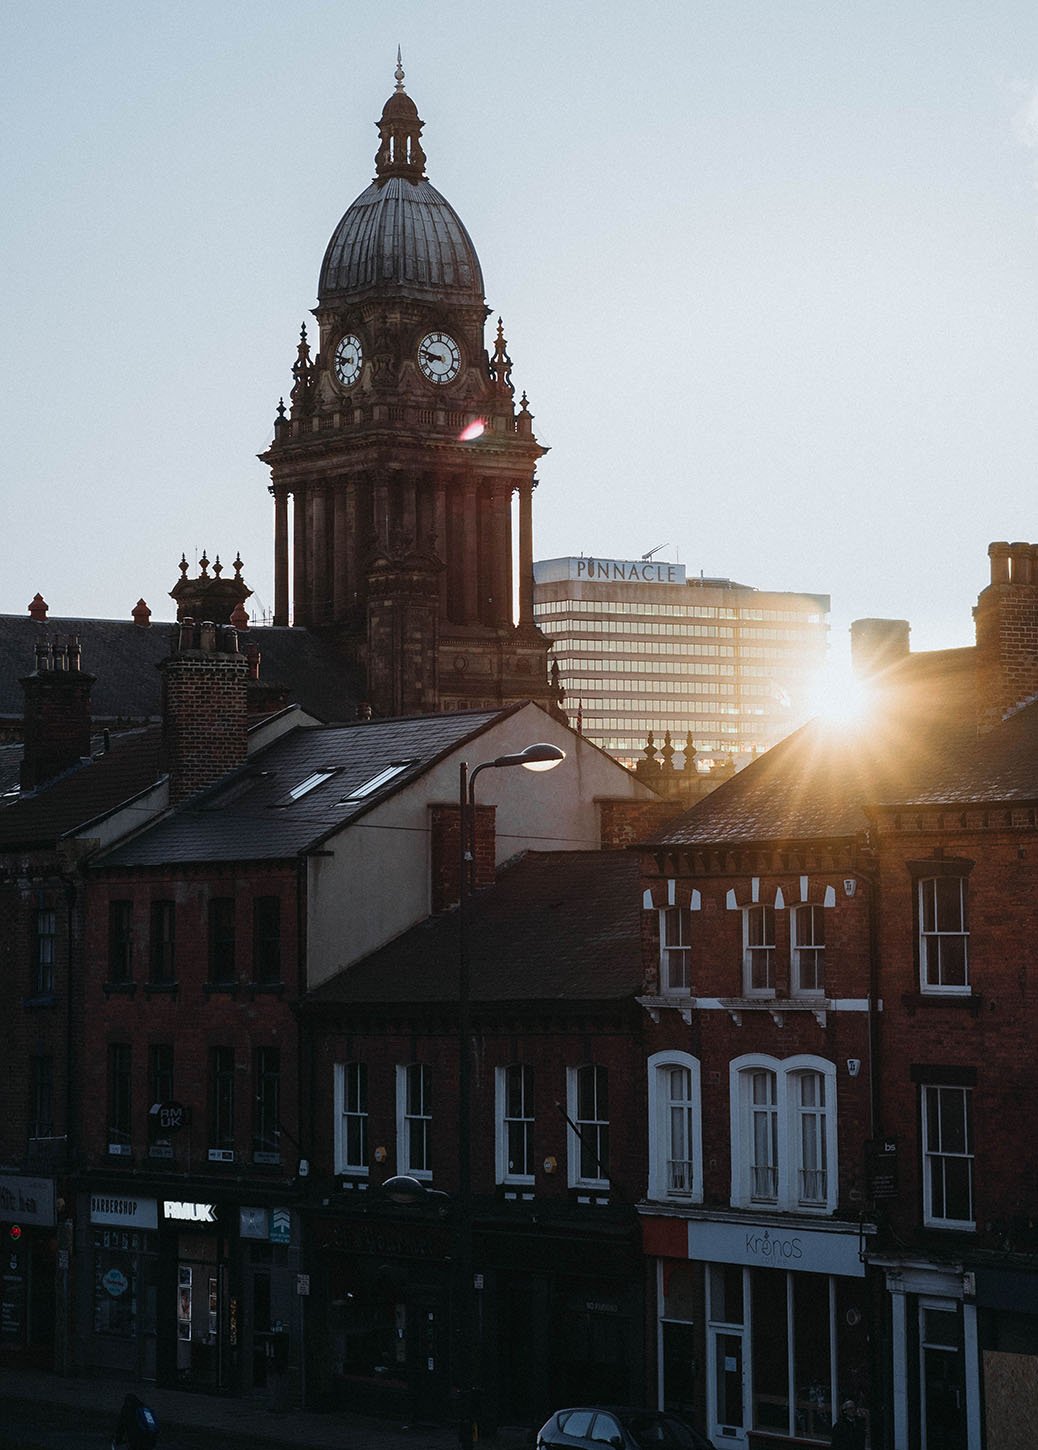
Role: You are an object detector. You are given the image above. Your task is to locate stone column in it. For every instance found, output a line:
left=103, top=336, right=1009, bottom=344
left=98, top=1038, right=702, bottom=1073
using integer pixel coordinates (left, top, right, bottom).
left=292, top=485, right=309, bottom=626
left=272, top=486, right=290, bottom=626
left=517, top=478, right=534, bottom=628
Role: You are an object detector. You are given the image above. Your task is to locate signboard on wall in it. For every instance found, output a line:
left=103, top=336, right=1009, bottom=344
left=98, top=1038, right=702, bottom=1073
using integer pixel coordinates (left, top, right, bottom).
left=90, top=1194, right=158, bottom=1230
left=688, top=1219, right=866, bottom=1278
left=533, top=556, right=687, bottom=586
left=0, top=1175, right=56, bottom=1228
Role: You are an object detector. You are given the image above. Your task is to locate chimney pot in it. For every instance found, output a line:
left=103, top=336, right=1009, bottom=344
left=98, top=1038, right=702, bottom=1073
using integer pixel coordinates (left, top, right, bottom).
left=27, top=593, right=49, bottom=622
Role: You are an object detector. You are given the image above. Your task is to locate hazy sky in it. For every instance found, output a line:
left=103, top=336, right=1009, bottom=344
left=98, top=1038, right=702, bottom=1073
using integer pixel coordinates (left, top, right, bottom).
left=4, top=2, right=1038, bottom=663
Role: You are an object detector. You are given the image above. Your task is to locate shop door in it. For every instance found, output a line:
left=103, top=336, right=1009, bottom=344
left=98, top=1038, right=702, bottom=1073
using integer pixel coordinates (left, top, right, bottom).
left=919, top=1299, right=966, bottom=1450
left=661, top=1320, right=697, bottom=1416
left=175, top=1235, right=228, bottom=1389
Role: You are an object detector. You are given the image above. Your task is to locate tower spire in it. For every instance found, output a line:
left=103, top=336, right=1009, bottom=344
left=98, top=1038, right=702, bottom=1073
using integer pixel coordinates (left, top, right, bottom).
left=374, top=51, right=427, bottom=183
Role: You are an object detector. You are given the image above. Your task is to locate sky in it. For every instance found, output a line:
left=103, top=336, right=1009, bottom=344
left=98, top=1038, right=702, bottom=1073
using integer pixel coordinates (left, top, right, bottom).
left=4, top=1, right=1038, bottom=666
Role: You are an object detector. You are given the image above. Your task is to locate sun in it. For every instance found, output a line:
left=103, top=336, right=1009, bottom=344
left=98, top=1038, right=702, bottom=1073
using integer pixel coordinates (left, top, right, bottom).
left=807, top=656, right=874, bottom=727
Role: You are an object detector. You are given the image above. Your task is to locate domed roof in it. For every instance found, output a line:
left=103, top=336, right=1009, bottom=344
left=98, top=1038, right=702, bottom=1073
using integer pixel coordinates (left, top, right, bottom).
left=319, top=176, right=485, bottom=304
left=318, top=58, right=485, bottom=306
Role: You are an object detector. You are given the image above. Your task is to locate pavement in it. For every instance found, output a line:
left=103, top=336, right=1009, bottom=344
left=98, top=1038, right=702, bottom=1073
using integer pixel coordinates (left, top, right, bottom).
left=0, top=1366, right=531, bottom=1450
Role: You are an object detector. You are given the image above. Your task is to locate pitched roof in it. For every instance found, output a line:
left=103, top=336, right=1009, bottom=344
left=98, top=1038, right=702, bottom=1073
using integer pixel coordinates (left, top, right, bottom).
left=650, top=691, right=1038, bottom=849
left=0, top=614, right=362, bottom=724
left=0, top=726, right=163, bottom=851
left=94, top=706, right=518, bottom=867
left=306, top=849, right=643, bottom=1007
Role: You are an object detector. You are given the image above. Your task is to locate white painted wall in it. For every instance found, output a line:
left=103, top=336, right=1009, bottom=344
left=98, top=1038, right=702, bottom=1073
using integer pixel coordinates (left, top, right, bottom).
left=305, top=701, right=657, bottom=989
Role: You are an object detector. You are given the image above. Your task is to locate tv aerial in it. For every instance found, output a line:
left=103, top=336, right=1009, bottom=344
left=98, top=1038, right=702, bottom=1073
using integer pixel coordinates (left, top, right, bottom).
left=641, top=543, right=668, bottom=561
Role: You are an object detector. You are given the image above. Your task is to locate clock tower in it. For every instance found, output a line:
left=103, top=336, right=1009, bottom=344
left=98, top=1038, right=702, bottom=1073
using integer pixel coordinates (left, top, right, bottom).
left=261, top=57, right=556, bottom=719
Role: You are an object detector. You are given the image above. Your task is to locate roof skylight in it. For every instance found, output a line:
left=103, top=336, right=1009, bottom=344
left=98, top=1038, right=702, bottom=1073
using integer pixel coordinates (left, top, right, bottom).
left=341, top=760, right=415, bottom=801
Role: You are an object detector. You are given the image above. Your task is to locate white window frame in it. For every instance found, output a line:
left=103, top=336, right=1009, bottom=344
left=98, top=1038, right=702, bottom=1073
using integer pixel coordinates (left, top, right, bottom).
left=742, top=903, right=776, bottom=997
left=919, top=876, right=969, bottom=994
left=730, top=1054, right=838, bottom=1213
left=495, top=1063, right=535, bottom=1185
left=395, top=1063, right=431, bottom=1180
left=334, top=1061, right=368, bottom=1177
left=790, top=902, right=825, bottom=997
left=921, top=1084, right=974, bottom=1229
left=659, top=906, right=692, bottom=995
left=566, top=1063, right=609, bottom=1189
left=647, top=1051, right=702, bottom=1202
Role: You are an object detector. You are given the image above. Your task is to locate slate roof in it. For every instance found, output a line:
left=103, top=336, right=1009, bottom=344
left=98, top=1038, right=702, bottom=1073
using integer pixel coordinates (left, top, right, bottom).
left=306, top=849, right=643, bottom=1008
left=0, top=614, right=362, bottom=724
left=95, top=706, right=518, bottom=867
left=650, top=688, right=1038, bottom=850
left=0, top=726, right=163, bottom=851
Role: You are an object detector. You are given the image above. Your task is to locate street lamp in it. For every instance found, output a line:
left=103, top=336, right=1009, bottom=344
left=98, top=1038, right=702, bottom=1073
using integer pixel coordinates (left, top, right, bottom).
left=456, top=741, right=565, bottom=1448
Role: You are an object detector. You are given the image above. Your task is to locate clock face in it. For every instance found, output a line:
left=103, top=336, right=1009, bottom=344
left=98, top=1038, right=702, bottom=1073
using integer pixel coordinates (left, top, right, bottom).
left=418, top=331, right=461, bottom=384
left=333, top=333, right=363, bottom=388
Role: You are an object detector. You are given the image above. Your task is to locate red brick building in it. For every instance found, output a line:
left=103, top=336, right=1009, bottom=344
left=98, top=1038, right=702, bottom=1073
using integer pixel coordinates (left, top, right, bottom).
left=300, top=849, right=652, bottom=1432
left=633, top=541, right=1038, bottom=1450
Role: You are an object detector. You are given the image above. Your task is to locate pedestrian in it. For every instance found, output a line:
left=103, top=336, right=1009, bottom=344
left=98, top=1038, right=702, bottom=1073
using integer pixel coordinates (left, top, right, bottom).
left=829, top=1399, right=866, bottom=1450
left=112, top=1392, right=158, bottom=1450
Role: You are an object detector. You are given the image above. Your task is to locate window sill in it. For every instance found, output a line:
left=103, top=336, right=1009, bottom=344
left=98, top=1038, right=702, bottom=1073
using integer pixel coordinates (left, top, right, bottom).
left=902, top=991, right=982, bottom=1015
left=22, top=993, right=58, bottom=1009
left=204, top=981, right=240, bottom=998
left=144, top=981, right=178, bottom=997
left=103, top=980, right=137, bottom=998
left=247, top=980, right=286, bottom=997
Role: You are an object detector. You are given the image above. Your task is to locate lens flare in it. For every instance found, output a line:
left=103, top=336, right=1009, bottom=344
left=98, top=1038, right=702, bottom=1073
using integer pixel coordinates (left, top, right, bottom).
left=458, top=419, right=485, bottom=441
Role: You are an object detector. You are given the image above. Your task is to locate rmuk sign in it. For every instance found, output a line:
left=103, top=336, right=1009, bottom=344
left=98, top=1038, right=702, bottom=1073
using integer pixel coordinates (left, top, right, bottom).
left=164, top=1201, right=217, bottom=1224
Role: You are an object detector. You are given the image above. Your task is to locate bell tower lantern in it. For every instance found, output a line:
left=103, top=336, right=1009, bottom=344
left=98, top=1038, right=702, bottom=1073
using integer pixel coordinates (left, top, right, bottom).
left=261, top=55, right=554, bottom=719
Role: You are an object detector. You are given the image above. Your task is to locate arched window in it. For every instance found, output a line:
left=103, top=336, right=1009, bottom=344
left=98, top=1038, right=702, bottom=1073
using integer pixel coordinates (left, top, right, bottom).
left=647, top=1051, right=703, bottom=1202
left=730, top=1055, right=837, bottom=1212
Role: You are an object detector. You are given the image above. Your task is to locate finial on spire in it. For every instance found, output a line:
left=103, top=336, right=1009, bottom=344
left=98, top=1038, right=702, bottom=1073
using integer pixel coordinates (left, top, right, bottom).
left=394, top=45, right=405, bottom=92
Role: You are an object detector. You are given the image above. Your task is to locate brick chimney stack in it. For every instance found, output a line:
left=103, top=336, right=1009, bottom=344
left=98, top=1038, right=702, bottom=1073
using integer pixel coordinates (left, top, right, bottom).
left=20, top=637, right=95, bottom=791
left=160, top=620, right=249, bottom=803
left=973, top=540, right=1038, bottom=734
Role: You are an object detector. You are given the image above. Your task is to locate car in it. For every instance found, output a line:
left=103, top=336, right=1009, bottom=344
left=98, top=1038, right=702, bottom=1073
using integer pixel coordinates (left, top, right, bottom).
left=535, top=1406, right=716, bottom=1450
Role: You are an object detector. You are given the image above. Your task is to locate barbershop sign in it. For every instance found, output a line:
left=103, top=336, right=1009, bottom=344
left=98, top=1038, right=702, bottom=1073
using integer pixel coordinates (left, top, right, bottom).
left=688, top=1219, right=865, bottom=1278
left=90, top=1194, right=158, bottom=1229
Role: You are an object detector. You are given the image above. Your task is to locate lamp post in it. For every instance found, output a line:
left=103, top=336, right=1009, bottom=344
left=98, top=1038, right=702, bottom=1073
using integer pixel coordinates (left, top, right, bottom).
left=456, top=742, right=565, bottom=1449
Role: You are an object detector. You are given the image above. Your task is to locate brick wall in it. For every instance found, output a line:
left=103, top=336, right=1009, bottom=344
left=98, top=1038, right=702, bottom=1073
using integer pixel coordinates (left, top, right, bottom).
left=429, top=803, right=496, bottom=910
left=81, top=864, right=301, bottom=1174
left=160, top=626, right=249, bottom=803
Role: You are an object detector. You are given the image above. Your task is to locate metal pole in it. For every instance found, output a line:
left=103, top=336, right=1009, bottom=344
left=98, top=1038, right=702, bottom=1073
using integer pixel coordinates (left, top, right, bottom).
left=457, top=761, right=475, bottom=1449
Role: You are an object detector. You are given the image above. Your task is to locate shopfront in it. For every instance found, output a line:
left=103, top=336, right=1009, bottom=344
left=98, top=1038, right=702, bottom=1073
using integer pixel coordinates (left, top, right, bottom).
left=0, top=1173, right=58, bottom=1367
left=645, top=1214, right=872, bottom=1449
left=877, top=1258, right=982, bottom=1450
left=78, top=1186, right=303, bottom=1399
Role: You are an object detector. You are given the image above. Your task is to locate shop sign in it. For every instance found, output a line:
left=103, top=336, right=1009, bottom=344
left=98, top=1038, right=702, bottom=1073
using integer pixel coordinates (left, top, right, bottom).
left=102, top=1267, right=129, bottom=1297
left=90, top=1194, right=158, bottom=1230
left=866, top=1137, right=899, bottom=1200
left=269, top=1207, right=291, bottom=1244
left=688, top=1219, right=866, bottom=1278
left=163, top=1201, right=217, bottom=1224
left=0, top=1175, right=56, bottom=1228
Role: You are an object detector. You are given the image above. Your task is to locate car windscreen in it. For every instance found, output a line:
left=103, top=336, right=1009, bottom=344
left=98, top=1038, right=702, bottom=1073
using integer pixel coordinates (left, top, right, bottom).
left=619, top=1412, right=703, bottom=1449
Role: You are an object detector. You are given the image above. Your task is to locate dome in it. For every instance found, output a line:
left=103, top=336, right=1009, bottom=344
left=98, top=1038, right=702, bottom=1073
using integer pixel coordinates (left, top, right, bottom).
left=318, top=175, right=485, bottom=304
left=318, top=60, right=485, bottom=306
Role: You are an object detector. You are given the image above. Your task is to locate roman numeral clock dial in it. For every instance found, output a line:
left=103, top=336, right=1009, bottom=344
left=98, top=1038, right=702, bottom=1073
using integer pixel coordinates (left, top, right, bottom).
left=418, top=331, right=461, bottom=383
left=333, top=333, right=363, bottom=388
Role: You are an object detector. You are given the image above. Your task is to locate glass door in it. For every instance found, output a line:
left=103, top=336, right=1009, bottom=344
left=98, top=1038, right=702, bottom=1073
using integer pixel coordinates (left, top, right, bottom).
left=919, top=1299, right=965, bottom=1450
